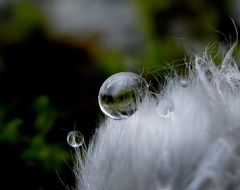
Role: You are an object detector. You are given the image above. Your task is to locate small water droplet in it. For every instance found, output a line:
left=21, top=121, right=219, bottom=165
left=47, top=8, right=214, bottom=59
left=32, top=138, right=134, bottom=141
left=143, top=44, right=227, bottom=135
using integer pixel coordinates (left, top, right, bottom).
left=180, top=79, right=188, bottom=87
left=157, top=99, right=174, bottom=118
left=98, top=72, right=148, bottom=119
left=67, top=131, right=84, bottom=148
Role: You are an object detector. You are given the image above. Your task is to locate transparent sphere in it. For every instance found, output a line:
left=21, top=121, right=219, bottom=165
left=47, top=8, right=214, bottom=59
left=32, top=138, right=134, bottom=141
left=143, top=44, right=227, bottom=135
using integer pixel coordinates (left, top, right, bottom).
left=98, top=72, right=148, bottom=119
left=180, top=79, right=188, bottom=88
left=157, top=99, right=174, bottom=118
left=67, top=131, right=84, bottom=148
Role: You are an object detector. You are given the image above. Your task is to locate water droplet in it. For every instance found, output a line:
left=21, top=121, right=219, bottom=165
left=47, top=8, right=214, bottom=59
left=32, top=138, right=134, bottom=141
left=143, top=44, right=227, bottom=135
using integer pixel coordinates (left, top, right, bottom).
left=98, top=72, right=148, bottom=119
left=157, top=99, right=174, bottom=118
left=180, top=79, right=188, bottom=87
left=67, top=131, right=84, bottom=148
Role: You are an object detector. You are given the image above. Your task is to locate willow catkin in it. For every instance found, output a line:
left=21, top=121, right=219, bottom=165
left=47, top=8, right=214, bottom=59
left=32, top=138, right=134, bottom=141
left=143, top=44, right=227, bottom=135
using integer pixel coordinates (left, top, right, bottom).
left=75, top=45, right=240, bottom=190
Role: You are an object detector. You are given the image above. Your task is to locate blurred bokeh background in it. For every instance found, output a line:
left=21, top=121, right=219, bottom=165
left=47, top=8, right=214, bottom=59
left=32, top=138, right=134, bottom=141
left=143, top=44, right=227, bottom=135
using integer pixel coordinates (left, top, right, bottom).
left=0, top=0, right=239, bottom=189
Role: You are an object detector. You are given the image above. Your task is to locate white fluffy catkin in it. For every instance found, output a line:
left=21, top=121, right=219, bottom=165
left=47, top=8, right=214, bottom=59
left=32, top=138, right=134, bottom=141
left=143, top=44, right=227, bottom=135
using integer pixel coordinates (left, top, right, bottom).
left=74, top=45, right=240, bottom=190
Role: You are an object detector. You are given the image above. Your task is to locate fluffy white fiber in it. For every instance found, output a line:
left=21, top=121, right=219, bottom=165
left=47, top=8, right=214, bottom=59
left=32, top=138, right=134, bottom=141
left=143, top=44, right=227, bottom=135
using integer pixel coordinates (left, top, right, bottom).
left=75, top=44, right=240, bottom=190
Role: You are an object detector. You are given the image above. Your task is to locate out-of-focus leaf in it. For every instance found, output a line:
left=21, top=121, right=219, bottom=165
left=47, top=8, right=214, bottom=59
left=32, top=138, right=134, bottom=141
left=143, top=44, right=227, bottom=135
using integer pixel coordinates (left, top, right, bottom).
left=0, top=0, right=46, bottom=42
left=0, top=118, right=22, bottom=142
left=33, top=95, right=57, bottom=134
left=22, top=143, right=70, bottom=170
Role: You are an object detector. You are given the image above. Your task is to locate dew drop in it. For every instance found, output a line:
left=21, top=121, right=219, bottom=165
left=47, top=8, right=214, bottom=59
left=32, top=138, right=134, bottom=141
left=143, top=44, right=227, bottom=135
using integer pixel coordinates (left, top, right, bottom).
left=98, top=72, right=148, bottom=119
left=67, top=131, right=84, bottom=148
left=157, top=99, right=174, bottom=118
left=180, top=79, right=188, bottom=87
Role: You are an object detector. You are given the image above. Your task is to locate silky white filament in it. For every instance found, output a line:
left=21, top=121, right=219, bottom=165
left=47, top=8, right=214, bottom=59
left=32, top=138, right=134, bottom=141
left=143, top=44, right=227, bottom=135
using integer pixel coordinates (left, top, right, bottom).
left=74, top=45, right=240, bottom=190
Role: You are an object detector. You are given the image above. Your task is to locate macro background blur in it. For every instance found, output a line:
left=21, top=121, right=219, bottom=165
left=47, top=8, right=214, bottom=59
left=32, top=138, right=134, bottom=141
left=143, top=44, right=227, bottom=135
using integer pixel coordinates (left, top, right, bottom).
left=0, top=0, right=239, bottom=189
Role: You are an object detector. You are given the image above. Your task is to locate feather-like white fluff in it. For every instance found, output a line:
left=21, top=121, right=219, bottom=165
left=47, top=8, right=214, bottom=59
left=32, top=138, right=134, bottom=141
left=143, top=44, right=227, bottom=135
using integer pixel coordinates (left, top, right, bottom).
left=75, top=45, right=240, bottom=190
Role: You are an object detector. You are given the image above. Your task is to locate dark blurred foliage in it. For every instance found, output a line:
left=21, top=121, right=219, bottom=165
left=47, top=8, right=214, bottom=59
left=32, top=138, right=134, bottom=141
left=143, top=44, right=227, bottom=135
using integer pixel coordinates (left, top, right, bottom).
left=0, top=29, right=101, bottom=189
left=0, top=0, right=239, bottom=189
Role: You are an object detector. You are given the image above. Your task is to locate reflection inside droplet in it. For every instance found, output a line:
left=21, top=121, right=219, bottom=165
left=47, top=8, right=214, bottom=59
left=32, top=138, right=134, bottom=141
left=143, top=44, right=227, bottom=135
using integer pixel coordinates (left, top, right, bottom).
left=98, top=72, right=148, bottom=119
left=67, top=131, right=84, bottom=148
left=157, top=99, right=174, bottom=118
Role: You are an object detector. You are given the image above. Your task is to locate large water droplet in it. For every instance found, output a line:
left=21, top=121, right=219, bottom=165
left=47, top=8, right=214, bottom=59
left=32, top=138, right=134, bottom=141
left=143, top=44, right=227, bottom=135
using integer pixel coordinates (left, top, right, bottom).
left=157, top=99, right=174, bottom=118
left=67, top=131, right=84, bottom=148
left=98, top=72, right=148, bottom=119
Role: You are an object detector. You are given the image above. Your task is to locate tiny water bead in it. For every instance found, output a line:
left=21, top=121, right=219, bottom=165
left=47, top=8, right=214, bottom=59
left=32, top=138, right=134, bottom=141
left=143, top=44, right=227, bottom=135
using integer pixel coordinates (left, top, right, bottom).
left=67, top=131, right=84, bottom=148
left=180, top=79, right=188, bottom=88
left=98, top=72, right=148, bottom=119
left=157, top=99, right=174, bottom=118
